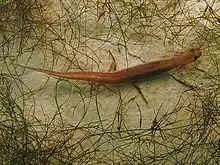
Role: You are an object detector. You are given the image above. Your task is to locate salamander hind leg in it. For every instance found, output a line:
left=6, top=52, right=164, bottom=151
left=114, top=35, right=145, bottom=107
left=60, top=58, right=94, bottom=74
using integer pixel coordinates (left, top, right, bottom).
left=107, top=51, right=117, bottom=72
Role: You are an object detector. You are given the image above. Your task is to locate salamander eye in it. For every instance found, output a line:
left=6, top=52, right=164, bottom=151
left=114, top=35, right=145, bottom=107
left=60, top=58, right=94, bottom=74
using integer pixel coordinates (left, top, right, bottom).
left=194, top=55, right=199, bottom=61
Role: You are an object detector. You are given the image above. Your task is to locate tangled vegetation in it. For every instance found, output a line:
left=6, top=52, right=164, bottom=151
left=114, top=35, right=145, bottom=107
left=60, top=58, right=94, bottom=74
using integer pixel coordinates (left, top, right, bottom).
left=0, top=0, right=219, bottom=164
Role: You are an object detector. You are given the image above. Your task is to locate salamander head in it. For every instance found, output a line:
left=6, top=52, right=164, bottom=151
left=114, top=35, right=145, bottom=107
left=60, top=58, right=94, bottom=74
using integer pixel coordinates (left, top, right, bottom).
left=189, top=48, right=201, bottom=61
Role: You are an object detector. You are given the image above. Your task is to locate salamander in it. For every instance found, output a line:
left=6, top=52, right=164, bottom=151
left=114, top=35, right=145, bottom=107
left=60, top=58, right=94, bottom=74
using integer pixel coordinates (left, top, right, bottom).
left=17, top=48, right=201, bottom=84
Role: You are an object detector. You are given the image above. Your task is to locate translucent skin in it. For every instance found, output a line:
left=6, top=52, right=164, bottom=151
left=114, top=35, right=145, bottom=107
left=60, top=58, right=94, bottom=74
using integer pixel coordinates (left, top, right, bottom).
left=19, top=48, right=201, bottom=84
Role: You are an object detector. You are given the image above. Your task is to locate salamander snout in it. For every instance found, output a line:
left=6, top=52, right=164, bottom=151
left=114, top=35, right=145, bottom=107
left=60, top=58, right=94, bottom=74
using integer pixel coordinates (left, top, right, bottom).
left=190, top=48, right=201, bottom=61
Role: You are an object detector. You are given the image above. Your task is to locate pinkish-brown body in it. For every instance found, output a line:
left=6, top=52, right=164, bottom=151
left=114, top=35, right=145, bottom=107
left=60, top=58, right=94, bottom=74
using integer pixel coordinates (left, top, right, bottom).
left=18, top=48, right=201, bottom=84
